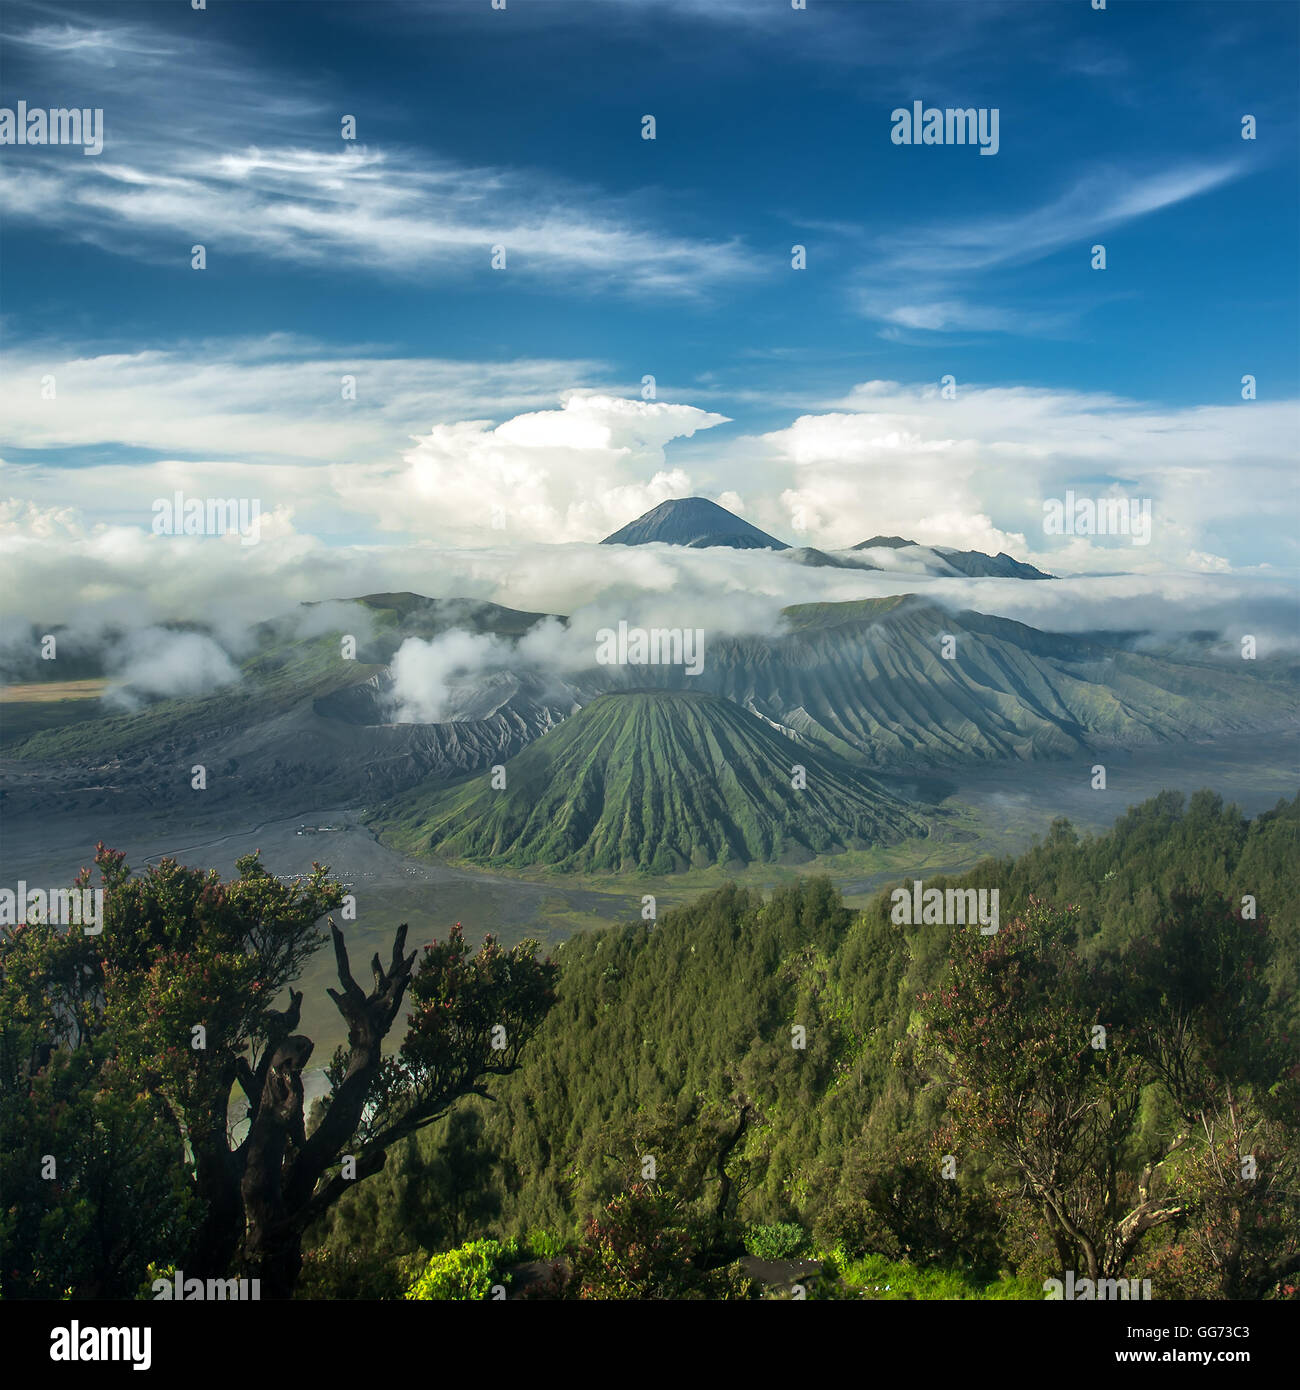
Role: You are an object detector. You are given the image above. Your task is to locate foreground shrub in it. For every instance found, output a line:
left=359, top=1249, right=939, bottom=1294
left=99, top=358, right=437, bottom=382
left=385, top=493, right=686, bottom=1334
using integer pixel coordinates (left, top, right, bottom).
left=521, top=1186, right=757, bottom=1300
left=525, top=1227, right=569, bottom=1260
left=404, top=1239, right=518, bottom=1300
left=743, top=1223, right=809, bottom=1261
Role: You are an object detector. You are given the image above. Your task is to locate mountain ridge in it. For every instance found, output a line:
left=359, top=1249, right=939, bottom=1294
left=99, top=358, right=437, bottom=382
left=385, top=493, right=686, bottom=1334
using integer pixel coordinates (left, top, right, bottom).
left=601, top=497, right=789, bottom=550
left=7, top=593, right=1296, bottom=829
left=847, top=538, right=1052, bottom=580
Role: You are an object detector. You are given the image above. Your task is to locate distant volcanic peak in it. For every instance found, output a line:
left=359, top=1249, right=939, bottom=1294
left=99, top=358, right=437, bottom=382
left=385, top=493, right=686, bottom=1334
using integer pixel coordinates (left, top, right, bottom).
left=852, top=535, right=915, bottom=550
left=784, top=546, right=877, bottom=570
left=600, top=497, right=789, bottom=550
left=930, top=548, right=1054, bottom=580
left=849, top=537, right=1052, bottom=579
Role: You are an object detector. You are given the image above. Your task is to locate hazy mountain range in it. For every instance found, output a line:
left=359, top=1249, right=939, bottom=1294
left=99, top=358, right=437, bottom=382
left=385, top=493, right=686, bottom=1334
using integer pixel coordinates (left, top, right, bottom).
left=4, top=499, right=1297, bottom=870
left=603, top=497, right=1053, bottom=579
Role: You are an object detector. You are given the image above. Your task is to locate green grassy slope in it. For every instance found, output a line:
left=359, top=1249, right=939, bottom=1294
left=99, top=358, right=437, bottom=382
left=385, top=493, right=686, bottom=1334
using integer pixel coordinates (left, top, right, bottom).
left=375, top=689, right=930, bottom=873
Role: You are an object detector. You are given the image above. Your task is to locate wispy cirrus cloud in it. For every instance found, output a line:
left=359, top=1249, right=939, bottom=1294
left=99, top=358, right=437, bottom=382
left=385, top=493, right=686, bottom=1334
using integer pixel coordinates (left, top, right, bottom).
left=3, top=144, right=753, bottom=292
left=0, top=337, right=606, bottom=468
left=854, top=162, right=1246, bottom=336
left=880, top=163, right=1243, bottom=277
left=0, top=14, right=753, bottom=295
left=2, top=19, right=176, bottom=62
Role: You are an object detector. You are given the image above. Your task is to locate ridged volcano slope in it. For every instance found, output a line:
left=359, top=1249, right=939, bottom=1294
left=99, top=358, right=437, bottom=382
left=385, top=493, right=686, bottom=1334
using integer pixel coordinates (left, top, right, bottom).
left=381, top=689, right=927, bottom=872
left=674, top=597, right=1300, bottom=768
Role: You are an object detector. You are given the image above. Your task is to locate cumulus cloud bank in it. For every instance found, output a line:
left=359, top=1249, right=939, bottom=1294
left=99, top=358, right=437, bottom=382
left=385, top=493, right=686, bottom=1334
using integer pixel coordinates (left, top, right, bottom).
left=752, top=381, right=1298, bottom=572
left=9, top=376, right=1295, bottom=572
left=341, top=393, right=731, bottom=545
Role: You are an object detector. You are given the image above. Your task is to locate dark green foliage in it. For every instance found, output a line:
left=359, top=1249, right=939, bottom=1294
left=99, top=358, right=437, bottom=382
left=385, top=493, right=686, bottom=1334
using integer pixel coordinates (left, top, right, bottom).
left=8, top=788, right=1296, bottom=1300
left=472, top=878, right=854, bottom=1232
left=0, top=846, right=340, bottom=1299
left=743, top=1223, right=808, bottom=1260
left=359, top=789, right=1298, bottom=1300
left=294, top=1247, right=418, bottom=1300
left=0, top=1031, right=195, bottom=1300
left=916, top=898, right=1164, bottom=1282
left=308, top=1102, right=504, bottom=1262
left=823, top=1138, right=1002, bottom=1274
left=1, top=847, right=557, bottom=1300
left=526, top=1186, right=758, bottom=1300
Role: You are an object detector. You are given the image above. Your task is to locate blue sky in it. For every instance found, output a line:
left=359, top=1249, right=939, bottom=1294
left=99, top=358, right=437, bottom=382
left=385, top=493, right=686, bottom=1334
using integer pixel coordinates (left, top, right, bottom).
left=2, top=0, right=1298, bottom=622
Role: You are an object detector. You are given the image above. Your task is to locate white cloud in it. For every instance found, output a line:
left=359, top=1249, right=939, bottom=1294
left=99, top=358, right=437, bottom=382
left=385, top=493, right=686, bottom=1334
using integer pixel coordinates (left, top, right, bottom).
left=103, top=628, right=241, bottom=710
left=3, top=375, right=1296, bottom=599
left=880, top=165, right=1242, bottom=279
left=3, top=505, right=1296, bottom=683
left=0, top=339, right=602, bottom=460
left=388, top=630, right=508, bottom=724
left=338, top=393, right=730, bottom=545
left=854, top=163, right=1244, bottom=335
left=1, top=12, right=754, bottom=295
left=745, top=381, right=1299, bottom=571
left=2, top=77, right=748, bottom=295
left=5, top=146, right=751, bottom=292
left=4, top=21, right=177, bottom=62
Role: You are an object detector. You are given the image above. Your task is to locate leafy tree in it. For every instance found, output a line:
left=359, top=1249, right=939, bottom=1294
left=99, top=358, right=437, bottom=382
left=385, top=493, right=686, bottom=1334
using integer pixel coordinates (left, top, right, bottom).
left=1124, top=892, right=1300, bottom=1298
left=916, top=898, right=1182, bottom=1282
left=0, top=919, right=194, bottom=1299
left=916, top=888, right=1300, bottom=1293
left=3, top=846, right=556, bottom=1299
left=1158, top=1099, right=1300, bottom=1299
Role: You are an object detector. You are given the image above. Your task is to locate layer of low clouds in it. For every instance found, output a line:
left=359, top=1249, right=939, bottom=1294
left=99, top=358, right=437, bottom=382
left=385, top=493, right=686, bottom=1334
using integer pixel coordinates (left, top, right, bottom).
left=2, top=501, right=1296, bottom=674
left=6, top=362, right=1294, bottom=570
